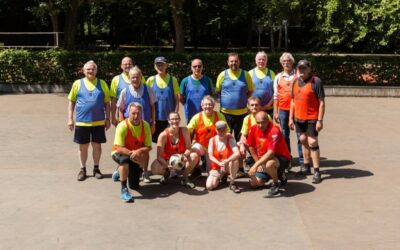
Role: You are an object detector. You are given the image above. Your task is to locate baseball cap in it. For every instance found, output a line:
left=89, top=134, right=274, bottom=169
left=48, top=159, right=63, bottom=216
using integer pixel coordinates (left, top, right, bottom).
left=215, top=121, right=227, bottom=130
left=154, top=56, right=167, bottom=64
left=297, top=59, right=311, bottom=68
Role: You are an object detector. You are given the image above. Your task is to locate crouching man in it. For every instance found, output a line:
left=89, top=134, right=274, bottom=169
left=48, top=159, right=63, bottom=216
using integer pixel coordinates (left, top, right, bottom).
left=207, top=121, right=241, bottom=193
left=150, top=112, right=197, bottom=188
left=247, top=111, right=290, bottom=197
left=111, top=102, right=152, bottom=202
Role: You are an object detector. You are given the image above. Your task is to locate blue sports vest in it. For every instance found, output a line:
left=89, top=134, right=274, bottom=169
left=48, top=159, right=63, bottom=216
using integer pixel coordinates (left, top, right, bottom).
left=76, top=78, right=105, bottom=122
left=153, top=75, right=175, bottom=121
left=184, top=76, right=211, bottom=121
left=220, top=69, right=248, bottom=109
left=251, top=69, right=274, bottom=106
left=116, top=74, right=130, bottom=99
left=123, top=84, right=152, bottom=124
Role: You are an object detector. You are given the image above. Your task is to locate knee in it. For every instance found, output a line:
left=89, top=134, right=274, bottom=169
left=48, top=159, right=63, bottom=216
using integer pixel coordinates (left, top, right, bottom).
left=308, top=138, right=319, bottom=151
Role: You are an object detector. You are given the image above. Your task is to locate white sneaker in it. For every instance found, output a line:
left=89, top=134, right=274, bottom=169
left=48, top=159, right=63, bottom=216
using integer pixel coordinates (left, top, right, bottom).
left=143, top=172, right=151, bottom=183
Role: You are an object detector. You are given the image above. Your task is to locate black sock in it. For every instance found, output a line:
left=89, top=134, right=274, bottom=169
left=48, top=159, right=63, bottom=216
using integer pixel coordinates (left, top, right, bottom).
left=305, top=163, right=311, bottom=169
left=81, top=167, right=86, bottom=171
left=314, top=168, right=320, bottom=173
left=94, top=165, right=99, bottom=169
left=121, top=180, right=127, bottom=189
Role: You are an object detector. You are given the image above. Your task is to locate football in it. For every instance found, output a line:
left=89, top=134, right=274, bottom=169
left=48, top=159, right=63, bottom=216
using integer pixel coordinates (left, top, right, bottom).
left=169, top=154, right=185, bottom=171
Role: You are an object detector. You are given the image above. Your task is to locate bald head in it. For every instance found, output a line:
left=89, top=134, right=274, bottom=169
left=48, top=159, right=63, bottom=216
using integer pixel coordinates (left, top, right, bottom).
left=255, top=111, right=270, bottom=130
left=121, top=57, right=133, bottom=74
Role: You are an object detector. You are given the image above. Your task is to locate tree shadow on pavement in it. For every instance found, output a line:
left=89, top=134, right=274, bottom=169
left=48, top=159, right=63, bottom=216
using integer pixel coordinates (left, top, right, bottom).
left=133, top=178, right=208, bottom=200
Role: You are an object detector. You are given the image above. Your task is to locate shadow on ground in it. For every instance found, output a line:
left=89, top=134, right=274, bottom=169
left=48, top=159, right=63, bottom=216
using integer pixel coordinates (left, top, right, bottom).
left=321, top=168, right=373, bottom=181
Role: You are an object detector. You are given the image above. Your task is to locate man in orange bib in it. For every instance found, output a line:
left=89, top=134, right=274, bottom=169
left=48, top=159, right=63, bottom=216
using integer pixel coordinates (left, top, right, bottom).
left=111, top=102, right=152, bottom=202
left=289, top=60, right=325, bottom=184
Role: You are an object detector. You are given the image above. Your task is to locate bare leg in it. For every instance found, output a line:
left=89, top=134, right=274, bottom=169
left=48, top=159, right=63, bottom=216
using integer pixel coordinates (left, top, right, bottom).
left=78, top=143, right=89, bottom=168
left=91, top=142, right=101, bottom=166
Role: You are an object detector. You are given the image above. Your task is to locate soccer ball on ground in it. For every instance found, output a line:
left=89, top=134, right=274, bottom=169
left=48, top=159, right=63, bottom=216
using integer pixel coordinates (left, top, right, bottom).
left=169, top=154, right=185, bottom=171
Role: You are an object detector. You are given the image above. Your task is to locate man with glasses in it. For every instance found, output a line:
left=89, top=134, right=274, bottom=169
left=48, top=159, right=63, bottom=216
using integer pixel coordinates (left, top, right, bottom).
left=180, top=58, right=213, bottom=123
left=289, top=60, right=325, bottom=184
left=247, top=111, right=290, bottom=196
left=146, top=56, right=180, bottom=142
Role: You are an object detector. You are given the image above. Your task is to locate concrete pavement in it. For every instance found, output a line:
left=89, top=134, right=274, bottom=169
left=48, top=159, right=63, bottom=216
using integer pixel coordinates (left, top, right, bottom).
left=0, top=94, right=399, bottom=249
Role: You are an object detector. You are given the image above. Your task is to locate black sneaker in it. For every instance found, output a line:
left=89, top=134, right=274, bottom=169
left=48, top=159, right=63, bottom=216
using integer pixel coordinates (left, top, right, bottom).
left=93, top=168, right=103, bottom=179
left=159, top=170, right=170, bottom=185
left=296, top=164, right=311, bottom=177
left=189, top=167, right=202, bottom=181
left=312, top=171, right=322, bottom=184
left=77, top=169, right=86, bottom=181
left=267, top=182, right=280, bottom=196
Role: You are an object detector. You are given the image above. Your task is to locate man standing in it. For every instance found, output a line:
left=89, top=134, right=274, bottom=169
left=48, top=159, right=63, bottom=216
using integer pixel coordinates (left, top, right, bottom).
left=180, top=58, right=213, bottom=123
left=117, top=66, right=156, bottom=183
left=146, top=56, right=180, bottom=142
left=111, top=102, right=152, bottom=202
left=216, top=52, right=253, bottom=142
left=273, top=52, right=303, bottom=168
left=289, top=59, right=325, bottom=184
left=247, top=112, right=290, bottom=196
left=68, top=60, right=111, bottom=181
left=249, top=51, right=275, bottom=118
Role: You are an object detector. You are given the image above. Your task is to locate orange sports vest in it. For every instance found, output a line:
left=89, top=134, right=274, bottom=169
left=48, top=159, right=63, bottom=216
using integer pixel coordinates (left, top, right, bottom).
left=112, top=119, right=145, bottom=151
left=277, top=74, right=297, bottom=111
left=193, top=111, right=219, bottom=148
left=293, top=77, right=319, bottom=120
left=210, top=136, right=233, bottom=171
left=162, top=128, right=187, bottom=160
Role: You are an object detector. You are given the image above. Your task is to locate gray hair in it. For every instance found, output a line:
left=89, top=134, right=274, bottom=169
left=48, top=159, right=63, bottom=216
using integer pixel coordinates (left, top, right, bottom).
left=83, top=60, right=97, bottom=70
left=128, top=102, right=143, bottom=112
left=128, top=66, right=143, bottom=78
left=255, top=51, right=268, bottom=59
left=280, top=52, right=295, bottom=64
left=201, top=95, right=216, bottom=106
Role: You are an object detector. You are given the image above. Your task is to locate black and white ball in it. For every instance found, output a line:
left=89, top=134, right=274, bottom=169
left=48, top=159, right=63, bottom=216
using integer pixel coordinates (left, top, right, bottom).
left=169, top=154, right=185, bottom=171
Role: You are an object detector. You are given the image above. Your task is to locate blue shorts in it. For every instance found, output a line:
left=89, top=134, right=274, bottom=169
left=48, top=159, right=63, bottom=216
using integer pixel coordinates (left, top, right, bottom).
left=74, top=125, right=106, bottom=144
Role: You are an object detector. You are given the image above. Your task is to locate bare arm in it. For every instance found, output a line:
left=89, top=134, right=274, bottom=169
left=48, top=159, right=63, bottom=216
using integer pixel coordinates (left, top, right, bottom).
left=104, top=101, right=111, bottom=130
left=289, top=99, right=295, bottom=130
left=68, top=101, right=75, bottom=131
left=111, top=98, right=117, bottom=126
left=316, top=99, right=325, bottom=132
left=156, top=132, right=168, bottom=165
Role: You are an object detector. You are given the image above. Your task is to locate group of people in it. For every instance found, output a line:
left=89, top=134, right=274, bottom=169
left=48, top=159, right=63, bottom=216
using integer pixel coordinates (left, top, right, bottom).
left=67, top=51, right=325, bottom=203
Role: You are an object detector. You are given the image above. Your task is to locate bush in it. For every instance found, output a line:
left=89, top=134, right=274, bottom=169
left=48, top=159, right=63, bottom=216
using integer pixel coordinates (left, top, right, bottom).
left=0, top=49, right=399, bottom=86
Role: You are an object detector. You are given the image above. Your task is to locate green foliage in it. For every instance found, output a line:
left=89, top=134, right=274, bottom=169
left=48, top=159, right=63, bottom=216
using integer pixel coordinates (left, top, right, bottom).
left=0, top=49, right=399, bottom=86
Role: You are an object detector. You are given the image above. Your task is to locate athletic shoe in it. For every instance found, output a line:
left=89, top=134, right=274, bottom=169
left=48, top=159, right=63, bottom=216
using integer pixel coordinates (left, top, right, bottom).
left=312, top=171, right=322, bottom=184
left=112, top=170, right=120, bottom=182
left=267, top=182, right=280, bottom=196
left=143, top=172, right=151, bottom=183
left=229, top=183, right=241, bottom=193
left=159, top=170, right=169, bottom=185
left=189, top=167, right=202, bottom=181
left=77, top=169, right=86, bottom=181
left=181, top=179, right=195, bottom=189
left=295, top=164, right=311, bottom=177
left=93, top=168, right=103, bottom=179
left=278, top=169, right=288, bottom=186
left=120, top=187, right=133, bottom=202
left=221, top=175, right=228, bottom=184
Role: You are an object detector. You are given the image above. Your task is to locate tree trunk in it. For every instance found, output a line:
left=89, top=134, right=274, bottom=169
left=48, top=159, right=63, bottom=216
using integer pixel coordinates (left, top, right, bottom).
left=277, top=24, right=282, bottom=51
left=170, top=0, right=185, bottom=52
left=270, top=26, right=275, bottom=52
left=189, top=0, right=198, bottom=49
left=246, top=0, right=254, bottom=49
left=64, top=0, right=79, bottom=50
left=48, top=0, right=59, bottom=47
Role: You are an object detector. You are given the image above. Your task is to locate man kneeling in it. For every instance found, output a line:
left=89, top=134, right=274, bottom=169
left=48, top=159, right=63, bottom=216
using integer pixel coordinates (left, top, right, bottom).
left=247, top=111, right=290, bottom=196
left=207, top=121, right=241, bottom=193
left=150, top=112, right=197, bottom=188
left=111, top=102, right=152, bottom=202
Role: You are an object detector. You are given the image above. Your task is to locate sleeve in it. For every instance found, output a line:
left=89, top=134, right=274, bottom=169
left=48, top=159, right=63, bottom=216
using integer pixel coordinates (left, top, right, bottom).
left=187, top=113, right=199, bottom=134
left=145, top=76, right=154, bottom=88
left=215, top=71, right=225, bottom=93
left=247, top=127, right=256, bottom=147
left=143, top=122, right=152, bottom=147
left=179, top=77, right=188, bottom=95
left=240, top=115, right=249, bottom=136
left=270, top=69, right=276, bottom=81
left=267, top=127, right=281, bottom=152
left=172, top=77, right=180, bottom=95
left=113, top=122, right=127, bottom=146
left=116, top=89, right=126, bottom=108
left=273, top=73, right=280, bottom=100
left=313, top=77, right=325, bottom=100
left=67, top=80, right=80, bottom=101
left=208, top=138, right=214, bottom=154
left=110, top=76, right=119, bottom=99
left=244, top=71, right=254, bottom=92
left=100, top=80, right=111, bottom=102
left=147, top=86, right=157, bottom=105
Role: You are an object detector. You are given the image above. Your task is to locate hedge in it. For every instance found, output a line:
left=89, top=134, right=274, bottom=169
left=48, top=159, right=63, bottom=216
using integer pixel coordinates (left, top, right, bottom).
left=0, top=49, right=399, bottom=86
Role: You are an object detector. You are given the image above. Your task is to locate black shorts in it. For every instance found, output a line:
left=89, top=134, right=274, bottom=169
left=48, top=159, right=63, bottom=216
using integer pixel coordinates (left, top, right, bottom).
left=295, top=120, right=318, bottom=137
left=152, top=120, right=169, bottom=143
left=74, top=125, right=106, bottom=144
left=112, top=153, right=142, bottom=189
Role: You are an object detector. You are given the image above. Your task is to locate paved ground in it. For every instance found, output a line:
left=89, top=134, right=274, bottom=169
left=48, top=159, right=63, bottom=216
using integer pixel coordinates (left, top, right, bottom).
left=0, top=94, right=399, bottom=250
